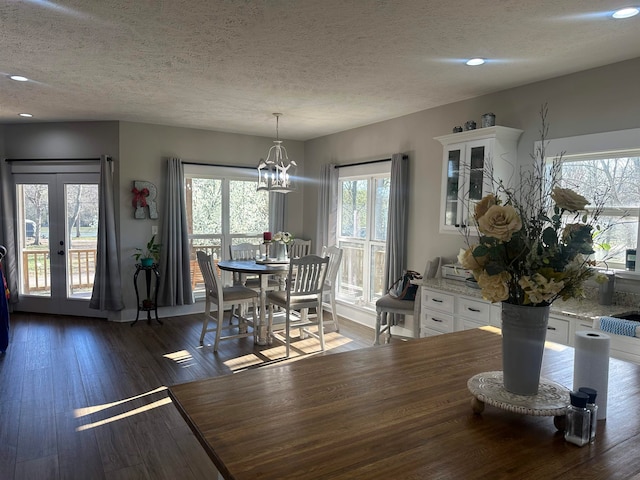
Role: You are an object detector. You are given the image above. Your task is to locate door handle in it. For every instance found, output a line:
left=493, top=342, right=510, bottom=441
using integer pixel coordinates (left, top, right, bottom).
left=58, top=250, right=65, bottom=255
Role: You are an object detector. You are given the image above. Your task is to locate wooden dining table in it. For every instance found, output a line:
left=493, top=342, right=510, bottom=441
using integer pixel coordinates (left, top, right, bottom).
left=168, top=328, right=640, bottom=479
left=217, top=259, right=289, bottom=345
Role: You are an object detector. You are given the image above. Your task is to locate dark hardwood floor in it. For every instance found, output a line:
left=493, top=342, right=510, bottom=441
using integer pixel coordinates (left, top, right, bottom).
left=0, top=311, right=375, bottom=479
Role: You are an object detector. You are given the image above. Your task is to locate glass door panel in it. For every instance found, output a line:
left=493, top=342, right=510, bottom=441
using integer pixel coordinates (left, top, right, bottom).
left=468, top=145, right=486, bottom=201
left=16, top=183, right=51, bottom=297
left=65, top=183, right=99, bottom=298
left=445, top=148, right=462, bottom=227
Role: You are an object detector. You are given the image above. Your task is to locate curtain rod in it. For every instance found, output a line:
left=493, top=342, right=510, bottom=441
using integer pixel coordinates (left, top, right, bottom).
left=335, top=155, right=406, bottom=169
left=182, top=161, right=256, bottom=171
left=5, top=157, right=107, bottom=162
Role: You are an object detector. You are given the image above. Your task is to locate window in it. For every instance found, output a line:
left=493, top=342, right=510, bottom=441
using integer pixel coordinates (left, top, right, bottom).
left=554, top=153, right=640, bottom=270
left=545, top=128, right=640, bottom=272
left=336, top=162, right=390, bottom=308
left=185, top=165, right=269, bottom=292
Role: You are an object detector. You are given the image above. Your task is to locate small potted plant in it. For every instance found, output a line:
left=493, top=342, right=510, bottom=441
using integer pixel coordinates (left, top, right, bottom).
left=133, top=234, right=161, bottom=267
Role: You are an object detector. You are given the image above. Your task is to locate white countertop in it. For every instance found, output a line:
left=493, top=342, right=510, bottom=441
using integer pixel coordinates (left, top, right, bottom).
left=420, top=277, right=636, bottom=322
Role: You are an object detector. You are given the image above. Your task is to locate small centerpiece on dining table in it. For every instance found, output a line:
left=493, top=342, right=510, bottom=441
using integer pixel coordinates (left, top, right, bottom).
left=272, top=231, right=294, bottom=260
left=458, top=105, right=608, bottom=395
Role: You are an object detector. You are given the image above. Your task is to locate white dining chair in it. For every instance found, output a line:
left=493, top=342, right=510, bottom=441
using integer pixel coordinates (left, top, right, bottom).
left=197, top=251, right=258, bottom=352
left=320, top=245, right=343, bottom=332
left=288, top=239, right=312, bottom=259
left=229, top=242, right=280, bottom=291
left=266, top=255, right=329, bottom=358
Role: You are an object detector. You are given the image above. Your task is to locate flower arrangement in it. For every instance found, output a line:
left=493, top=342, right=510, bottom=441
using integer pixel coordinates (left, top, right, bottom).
left=458, top=106, right=606, bottom=306
left=273, top=231, right=293, bottom=244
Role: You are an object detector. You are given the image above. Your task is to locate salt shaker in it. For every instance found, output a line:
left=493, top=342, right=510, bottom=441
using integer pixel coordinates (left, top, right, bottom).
left=578, top=387, right=598, bottom=442
left=565, top=391, right=591, bottom=447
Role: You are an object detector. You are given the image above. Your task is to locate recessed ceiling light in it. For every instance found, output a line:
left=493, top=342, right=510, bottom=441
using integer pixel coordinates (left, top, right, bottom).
left=466, top=58, right=486, bottom=66
left=10, top=75, right=29, bottom=82
left=18, top=113, right=33, bottom=117
left=612, top=7, right=639, bottom=18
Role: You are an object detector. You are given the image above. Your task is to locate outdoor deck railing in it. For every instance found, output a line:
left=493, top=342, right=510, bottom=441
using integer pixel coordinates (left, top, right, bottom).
left=22, top=248, right=97, bottom=294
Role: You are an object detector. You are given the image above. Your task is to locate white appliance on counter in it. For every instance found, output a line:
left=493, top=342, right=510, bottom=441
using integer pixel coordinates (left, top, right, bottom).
left=441, top=264, right=473, bottom=281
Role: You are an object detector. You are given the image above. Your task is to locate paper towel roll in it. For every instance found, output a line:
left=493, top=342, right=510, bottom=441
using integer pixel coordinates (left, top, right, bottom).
left=573, top=330, right=610, bottom=420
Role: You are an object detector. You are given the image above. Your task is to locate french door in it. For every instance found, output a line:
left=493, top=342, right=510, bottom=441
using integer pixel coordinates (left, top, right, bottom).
left=14, top=171, right=101, bottom=317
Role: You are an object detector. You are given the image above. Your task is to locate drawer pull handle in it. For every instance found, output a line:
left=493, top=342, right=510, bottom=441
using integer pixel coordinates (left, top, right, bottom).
left=467, top=307, right=481, bottom=312
left=547, top=326, right=557, bottom=331
left=432, top=299, right=443, bottom=303
left=431, top=318, right=444, bottom=323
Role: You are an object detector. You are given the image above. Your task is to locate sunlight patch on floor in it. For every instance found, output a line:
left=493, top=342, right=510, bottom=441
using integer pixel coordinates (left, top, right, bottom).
left=74, top=386, right=168, bottom=418
left=224, top=353, right=265, bottom=371
left=163, top=349, right=194, bottom=364
left=76, top=397, right=173, bottom=431
left=260, top=343, right=302, bottom=361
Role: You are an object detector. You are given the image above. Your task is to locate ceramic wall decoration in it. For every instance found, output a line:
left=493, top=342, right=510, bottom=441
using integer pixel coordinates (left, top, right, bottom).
left=481, top=112, right=496, bottom=128
left=464, top=120, right=476, bottom=130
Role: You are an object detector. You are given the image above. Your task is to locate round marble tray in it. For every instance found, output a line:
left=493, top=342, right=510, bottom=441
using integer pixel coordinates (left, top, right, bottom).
left=467, top=371, right=570, bottom=416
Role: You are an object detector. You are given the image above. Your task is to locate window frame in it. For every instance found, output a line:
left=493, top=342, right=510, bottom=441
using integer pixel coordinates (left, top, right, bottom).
left=184, top=164, right=269, bottom=292
left=335, top=161, right=391, bottom=309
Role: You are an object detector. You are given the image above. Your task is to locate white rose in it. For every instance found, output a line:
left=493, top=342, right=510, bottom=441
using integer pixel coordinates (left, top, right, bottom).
left=477, top=270, right=511, bottom=303
left=477, top=205, right=522, bottom=242
left=551, top=188, right=590, bottom=212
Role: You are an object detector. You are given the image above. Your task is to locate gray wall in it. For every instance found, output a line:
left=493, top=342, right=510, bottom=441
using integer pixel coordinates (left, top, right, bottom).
left=303, top=57, right=640, bottom=275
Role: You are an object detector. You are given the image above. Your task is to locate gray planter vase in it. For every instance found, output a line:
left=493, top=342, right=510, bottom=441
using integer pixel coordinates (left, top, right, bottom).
left=501, top=302, right=550, bottom=395
left=273, top=242, right=288, bottom=261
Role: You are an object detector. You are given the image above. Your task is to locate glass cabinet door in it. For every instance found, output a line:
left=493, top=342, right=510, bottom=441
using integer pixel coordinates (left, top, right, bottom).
left=444, top=147, right=463, bottom=227
left=467, top=144, right=486, bottom=202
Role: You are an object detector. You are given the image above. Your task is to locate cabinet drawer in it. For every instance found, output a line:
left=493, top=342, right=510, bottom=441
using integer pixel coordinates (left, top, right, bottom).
left=546, top=316, right=569, bottom=345
left=421, top=288, right=455, bottom=314
left=456, top=296, right=490, bottom=324
left=422, top=310, right=454, bottom=334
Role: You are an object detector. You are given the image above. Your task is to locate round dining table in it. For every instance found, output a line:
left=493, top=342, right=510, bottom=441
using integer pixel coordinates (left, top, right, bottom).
left=217, top=259, right=290, bottom=345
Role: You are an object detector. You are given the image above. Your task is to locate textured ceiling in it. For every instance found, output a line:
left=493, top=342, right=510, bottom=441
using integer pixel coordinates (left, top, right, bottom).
left=1, top=1, right=639, bottom=140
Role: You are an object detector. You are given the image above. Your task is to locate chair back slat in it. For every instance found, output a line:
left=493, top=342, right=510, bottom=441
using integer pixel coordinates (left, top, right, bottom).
left=321, top=245, right=343, bottom=287
left=230, top=243, right=260, bottom=260
left=288, top=255, right=329, bottom=297
left=289, top=239, right=312, bottom=259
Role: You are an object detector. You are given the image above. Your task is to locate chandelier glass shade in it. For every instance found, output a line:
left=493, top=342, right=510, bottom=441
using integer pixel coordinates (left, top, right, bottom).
left=257, top=113, right=297, bottom=193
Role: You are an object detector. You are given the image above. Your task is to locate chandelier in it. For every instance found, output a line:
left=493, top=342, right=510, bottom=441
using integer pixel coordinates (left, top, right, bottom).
left=257, top=113, right=297, bottom=193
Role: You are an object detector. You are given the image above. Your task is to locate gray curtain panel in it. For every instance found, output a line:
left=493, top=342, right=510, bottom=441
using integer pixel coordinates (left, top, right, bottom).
left=0, top=159, right=18, bottom=303
left=384, top=153, right=409, bottom=291
left=316, top=163, right=338, bottom=254
left=158, top=158, right=193, bottom=306
left=90, top=156, right=124, bottom=311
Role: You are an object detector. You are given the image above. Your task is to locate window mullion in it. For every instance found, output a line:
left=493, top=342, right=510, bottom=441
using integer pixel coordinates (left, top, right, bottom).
left=221, top=178, right=231, bottom=256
